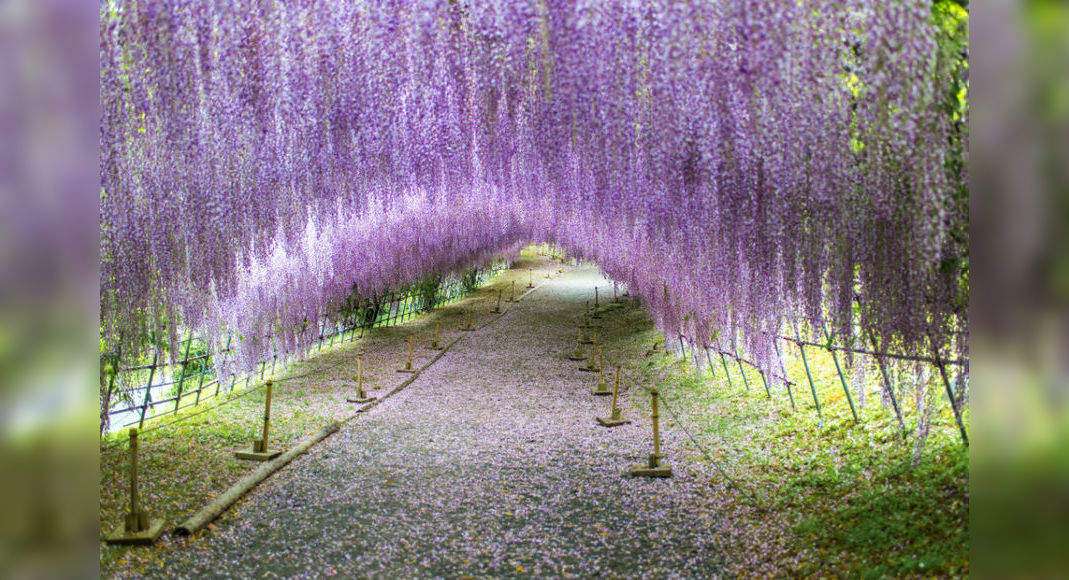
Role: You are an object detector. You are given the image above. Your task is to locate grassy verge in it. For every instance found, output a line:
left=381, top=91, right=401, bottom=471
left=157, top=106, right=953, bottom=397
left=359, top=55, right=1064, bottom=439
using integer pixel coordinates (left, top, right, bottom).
left=611, top=314, right=969, bottom=576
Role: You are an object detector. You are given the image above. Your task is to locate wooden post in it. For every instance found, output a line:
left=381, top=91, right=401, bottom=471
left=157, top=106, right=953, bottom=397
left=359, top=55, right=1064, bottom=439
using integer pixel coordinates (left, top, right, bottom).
left=398, top=335, right=416, bottom=373
left=104, top=428, right=164, bottom=544
left=597, top=366, right=630, bottom=425
left=235, top=381, right=282, bottom=460
left=629, top=390, right=671, bottom=477
left=429, top=322, right=442, bottom=350
left=260, top=381, right=273, bottom=451
left=593, top=353, right=611, bottom=395
left=348, top=347, right=376, bottom=403
left=568, top=326, right=586, bottom=360
left=126, top=428, right=144, bottom=531
left=582, top=333, right=600, bottom=372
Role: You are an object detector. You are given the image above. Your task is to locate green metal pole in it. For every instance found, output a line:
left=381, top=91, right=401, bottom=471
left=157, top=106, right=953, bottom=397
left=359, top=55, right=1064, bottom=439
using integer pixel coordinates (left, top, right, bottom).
left=867, top=329, right=906, bottom=436
left=794, top=326, right=823, bottom=424
left=930, top=335, right=969, bottom=446
left=759, top=369, right=772, bottom=399
left=773, top=337, right=797, bottom=411
left=704, top=348, right=717, bottom=378
left=732, top=343, right=751, bottom=392
left=822, top=325, right=859, bottom=422
left=174, top=336, right=192, bottom=413
left=138, top=351, right=158, bottom=430
left=719, top=352, right=735, bottom=390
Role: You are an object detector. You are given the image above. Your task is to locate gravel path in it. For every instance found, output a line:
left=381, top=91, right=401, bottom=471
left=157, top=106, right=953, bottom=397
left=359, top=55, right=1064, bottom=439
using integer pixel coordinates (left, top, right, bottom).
left=152, top=263, right=730, bottom=577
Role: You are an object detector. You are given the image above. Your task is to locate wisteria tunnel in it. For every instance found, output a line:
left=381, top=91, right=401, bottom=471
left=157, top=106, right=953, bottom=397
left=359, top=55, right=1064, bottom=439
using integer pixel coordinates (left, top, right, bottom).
left=99, top=0, right=969, bottom=576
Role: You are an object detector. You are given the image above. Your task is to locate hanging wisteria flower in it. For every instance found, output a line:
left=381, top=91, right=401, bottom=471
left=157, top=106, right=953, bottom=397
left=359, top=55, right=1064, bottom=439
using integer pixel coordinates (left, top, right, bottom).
left=99, top=0, right=968, bottom=379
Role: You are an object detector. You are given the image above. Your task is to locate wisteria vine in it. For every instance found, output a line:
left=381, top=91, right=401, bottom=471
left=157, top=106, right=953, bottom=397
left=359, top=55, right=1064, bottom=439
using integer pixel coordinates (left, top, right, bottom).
left=100, top=0, right=968, bottom=378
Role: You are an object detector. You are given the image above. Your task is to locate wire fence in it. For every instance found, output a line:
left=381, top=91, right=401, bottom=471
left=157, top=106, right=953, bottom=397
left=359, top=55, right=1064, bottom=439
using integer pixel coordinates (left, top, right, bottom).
left=100, top=262, right=508, bottom=437
left=663, top=324, right=969, bottom=446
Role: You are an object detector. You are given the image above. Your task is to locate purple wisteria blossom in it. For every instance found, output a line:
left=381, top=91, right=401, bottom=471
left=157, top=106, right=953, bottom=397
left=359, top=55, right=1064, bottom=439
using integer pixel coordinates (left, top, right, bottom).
left=99, top=1, right=967, bottom=377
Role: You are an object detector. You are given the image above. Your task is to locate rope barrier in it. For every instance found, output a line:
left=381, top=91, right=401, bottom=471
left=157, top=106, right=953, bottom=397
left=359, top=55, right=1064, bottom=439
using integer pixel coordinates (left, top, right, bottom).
left=658, top=396, right=762, bottom=507
left=101, top=261, right=510, bottom=438
left=101, top=260, right=526, bottom=449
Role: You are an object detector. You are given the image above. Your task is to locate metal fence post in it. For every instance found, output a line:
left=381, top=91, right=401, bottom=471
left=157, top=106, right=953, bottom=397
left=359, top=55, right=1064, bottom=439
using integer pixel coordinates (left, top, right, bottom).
left=138, top=351, right=158, bottom=430
left=822, top=324, right=859, bottom=422
left=173, top=336, right=192, bottom=414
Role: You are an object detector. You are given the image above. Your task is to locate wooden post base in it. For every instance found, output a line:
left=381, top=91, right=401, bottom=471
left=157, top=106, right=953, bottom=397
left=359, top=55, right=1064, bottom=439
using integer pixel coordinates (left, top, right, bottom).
left=567, top=351, right=587, bottom=361
left=629, top=464, right=672, bottom=478
left=592, top=382, right=612, bottom=395
left=234, top=440, right=282, bottom=461
left=397, top=366, right=416, bottom=374
left=597, top=413, right=630, bottom=427
left=105, top=518, right=165, bottom=546
left=629, top=455, right=672, bottom=478
left=346, top=395, right=376, bottom=404
left=579, top=363, right=601, bottom=373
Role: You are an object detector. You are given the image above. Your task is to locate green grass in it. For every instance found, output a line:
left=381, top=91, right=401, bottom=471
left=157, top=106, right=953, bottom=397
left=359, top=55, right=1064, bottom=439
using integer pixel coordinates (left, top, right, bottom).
left=617, top=322, right=969, bottom=576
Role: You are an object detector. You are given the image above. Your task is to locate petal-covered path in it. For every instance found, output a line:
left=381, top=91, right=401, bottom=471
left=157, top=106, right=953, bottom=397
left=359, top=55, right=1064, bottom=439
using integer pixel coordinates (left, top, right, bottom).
left=154, top=263, right=732, bottom=577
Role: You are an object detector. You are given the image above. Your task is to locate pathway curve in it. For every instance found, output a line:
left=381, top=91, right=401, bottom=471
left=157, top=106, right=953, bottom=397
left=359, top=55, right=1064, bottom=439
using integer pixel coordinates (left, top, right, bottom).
left=155, top=262, right=729, bottom=577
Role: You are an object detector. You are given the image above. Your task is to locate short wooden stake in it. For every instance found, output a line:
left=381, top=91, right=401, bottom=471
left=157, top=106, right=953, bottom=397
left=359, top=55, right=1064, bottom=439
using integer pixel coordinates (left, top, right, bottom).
left=527, top=270, right=534, bottom=288
left=429, top=322, right=442, bottom=350
left=105, top=428, right=164, bottom=545
left=492, top=289, right=502, bottom=313
left=567, top=326, right=587, bottom=360
left=592, top=353, right=612, bottom=395
left=236, top=381, right=283, bottom=460
left=347, top=349, right=376, bottom=404
left=398, top=335, right=416, bottom=373
left=597, top=367, right=630, bottom=426
left=582, top=334, right=601, bottom=372
left=460, top=317, right=476, bottom=331
left=629, top=390, right=671, bottom=477
left=508, top=281, right=518, bottom=302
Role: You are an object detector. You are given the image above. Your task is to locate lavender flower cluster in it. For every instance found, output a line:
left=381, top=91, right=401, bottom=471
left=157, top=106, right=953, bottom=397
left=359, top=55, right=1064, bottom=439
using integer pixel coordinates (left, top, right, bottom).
left=100, top=0, right=967, bottom=376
